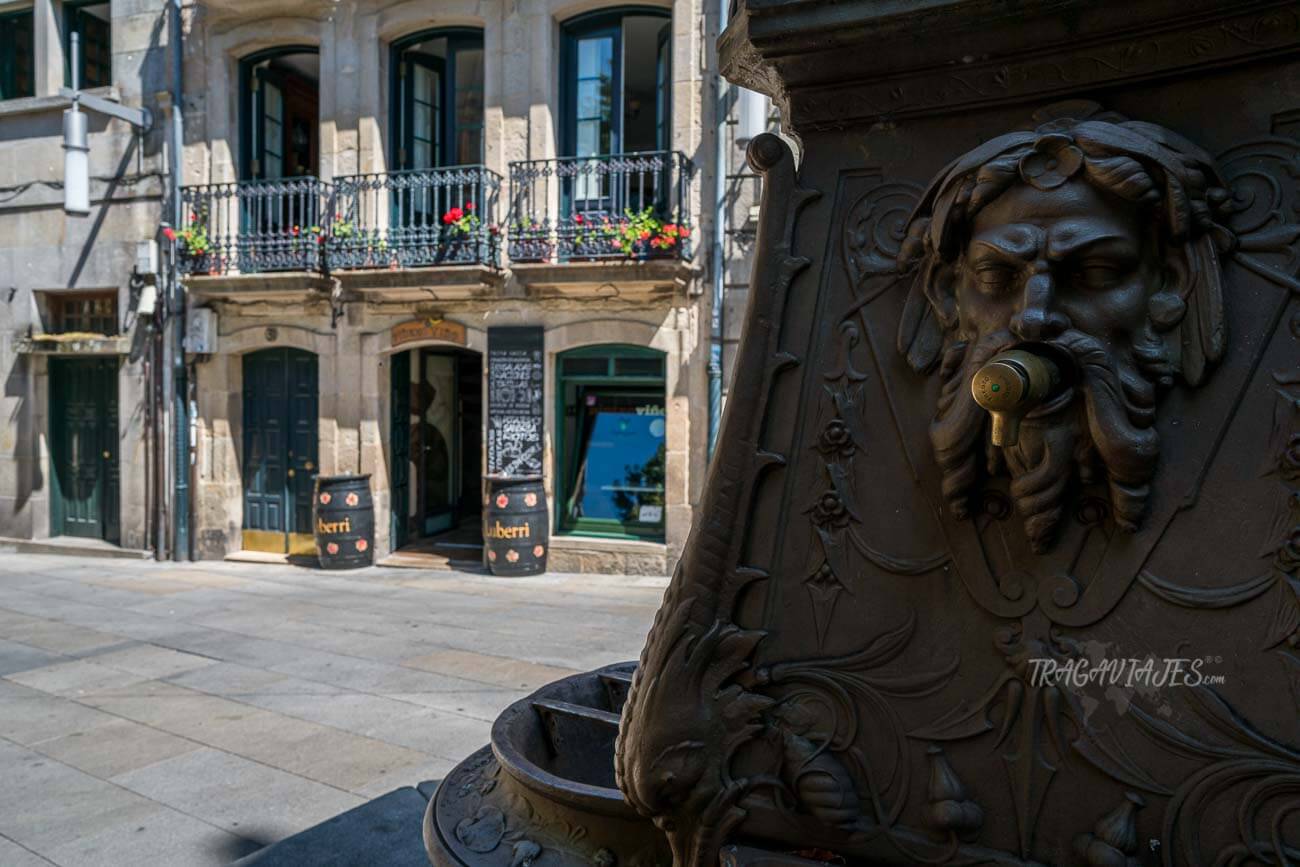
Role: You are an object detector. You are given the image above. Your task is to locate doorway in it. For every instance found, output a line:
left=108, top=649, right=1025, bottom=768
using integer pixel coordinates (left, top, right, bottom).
left=242, top=348, right=318, bottom=555
left=390, top=347, right=482, bottom=553
left=49, top=357, right=119, bottom=542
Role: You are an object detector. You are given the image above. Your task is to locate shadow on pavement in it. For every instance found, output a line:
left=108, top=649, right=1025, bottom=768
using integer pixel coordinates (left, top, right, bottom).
left=227, top=782, right=440, bottom=866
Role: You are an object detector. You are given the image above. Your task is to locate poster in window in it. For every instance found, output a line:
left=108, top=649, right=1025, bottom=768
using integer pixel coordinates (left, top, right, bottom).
left=487, top=327, right=544, bottom=477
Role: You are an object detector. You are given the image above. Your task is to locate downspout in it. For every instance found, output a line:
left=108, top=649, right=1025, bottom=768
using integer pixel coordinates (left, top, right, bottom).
left=707, top=0, right=728, bottom=459
left=169, top=0, right=190, bottom=559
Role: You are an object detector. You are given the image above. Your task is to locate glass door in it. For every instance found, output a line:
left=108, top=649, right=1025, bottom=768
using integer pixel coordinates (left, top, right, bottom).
left=571, top=27, right=617, bottom=209
left=418, top=351, right=459, bottom=536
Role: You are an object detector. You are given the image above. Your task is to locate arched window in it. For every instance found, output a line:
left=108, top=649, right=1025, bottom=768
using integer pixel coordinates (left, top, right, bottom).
left=239, top=47, right=319, bottom=180
left=560, top=8, right=671, bottom=159
left=556, top=345, right=667, bottom=540
left=391, top=29, right=485, bottom=169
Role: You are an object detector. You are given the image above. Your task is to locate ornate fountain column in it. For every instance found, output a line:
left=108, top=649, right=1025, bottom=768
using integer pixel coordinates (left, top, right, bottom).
left=616, top=1, right=1300, bottom=865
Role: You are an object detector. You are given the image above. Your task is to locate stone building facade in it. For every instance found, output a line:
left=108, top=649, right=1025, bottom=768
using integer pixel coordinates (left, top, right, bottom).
left=0, top=0, right=755, bottom=575
left=178, top=0, right=722, bottom=573
left=0, top=0, right=169, bottom=554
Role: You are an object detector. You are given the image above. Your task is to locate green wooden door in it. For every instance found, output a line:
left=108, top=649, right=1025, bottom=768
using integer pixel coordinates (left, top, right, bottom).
left=242, top=348, right=318, bottom=554
left=390, top=350, right=411, bottom=550
left=50, top=357, right=119, bottom=542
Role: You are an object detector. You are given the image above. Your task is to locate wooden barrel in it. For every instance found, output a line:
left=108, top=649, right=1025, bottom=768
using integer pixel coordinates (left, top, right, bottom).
left=483, top=475, right=548, bottom=577
left=313, top=474, right=374, bottom=569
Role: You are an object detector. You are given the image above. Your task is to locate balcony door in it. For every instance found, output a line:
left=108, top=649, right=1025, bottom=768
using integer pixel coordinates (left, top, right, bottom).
left=242, top=48, right=319, bottom=181
left=238, top=48, right=322, bottom=271
left=561, top=9, right=671, bottom=213
left=390, top=30, right=486, bottom=243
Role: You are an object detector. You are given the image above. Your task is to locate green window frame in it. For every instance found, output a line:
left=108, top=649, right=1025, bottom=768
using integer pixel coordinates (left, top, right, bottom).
left=556, top=344, right=668, bottom=541
left=65, top=1, right=111, bottom=88
left=0, top=8, right=35, bottom=100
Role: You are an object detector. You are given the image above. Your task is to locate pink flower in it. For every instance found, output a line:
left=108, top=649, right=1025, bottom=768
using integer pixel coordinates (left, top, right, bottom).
left=465, top=202, right=475, bottom=212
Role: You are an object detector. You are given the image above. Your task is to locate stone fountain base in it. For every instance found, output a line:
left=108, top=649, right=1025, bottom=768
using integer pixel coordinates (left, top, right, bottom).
left=423, top=662, right=670, bottom=867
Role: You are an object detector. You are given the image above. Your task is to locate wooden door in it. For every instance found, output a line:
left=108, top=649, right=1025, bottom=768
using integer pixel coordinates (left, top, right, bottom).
left=390, top=350, right=412, bottom=550
left=242, top=348, right=317, bottom=554
left=49, top=357, right=119, bottom=542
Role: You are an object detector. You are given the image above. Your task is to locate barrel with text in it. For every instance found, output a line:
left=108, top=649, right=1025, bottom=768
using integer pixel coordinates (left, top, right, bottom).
left=483, top=475, right=548, bottom=577
left=313, top=474, right=374, bottom=570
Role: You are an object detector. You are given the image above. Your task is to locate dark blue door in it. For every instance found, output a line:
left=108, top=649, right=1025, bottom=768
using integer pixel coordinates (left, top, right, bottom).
left=242, top=348, right=318, bottom=554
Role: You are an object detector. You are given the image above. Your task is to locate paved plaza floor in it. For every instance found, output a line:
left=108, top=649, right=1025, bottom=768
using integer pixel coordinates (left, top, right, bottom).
left=0, top=552, right=666, bottom=866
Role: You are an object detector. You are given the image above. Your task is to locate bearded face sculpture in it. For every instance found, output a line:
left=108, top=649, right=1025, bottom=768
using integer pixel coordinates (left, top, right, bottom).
left=896, top=113, right=1232, bottom=552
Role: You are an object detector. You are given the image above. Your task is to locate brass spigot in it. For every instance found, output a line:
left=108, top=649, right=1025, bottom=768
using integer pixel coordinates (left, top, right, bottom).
left=970, top=349, right=1061, bottom=447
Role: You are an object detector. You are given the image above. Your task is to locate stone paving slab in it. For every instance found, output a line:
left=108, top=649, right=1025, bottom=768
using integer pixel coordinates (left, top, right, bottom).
left=111, top=748, right=365, bottom=841
left=32, top=718, right=202, bottom=779
left=0, top=553, right=662, bottom=865
left=5, top=660, right=150, bottom=697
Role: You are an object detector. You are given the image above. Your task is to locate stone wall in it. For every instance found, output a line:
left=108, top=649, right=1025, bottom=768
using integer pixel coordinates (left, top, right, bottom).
left=0, top=0, right=173, bottom=551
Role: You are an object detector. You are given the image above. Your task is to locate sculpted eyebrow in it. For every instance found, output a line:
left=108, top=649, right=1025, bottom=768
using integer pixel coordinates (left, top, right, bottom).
left=970, top=236, right=1037, bottom=260
left=1046, top=231, right=1135, bottom=260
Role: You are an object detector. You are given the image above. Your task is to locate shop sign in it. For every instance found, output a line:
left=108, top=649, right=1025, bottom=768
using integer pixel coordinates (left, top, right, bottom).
left=391, top=318, right=468, bottom=348
left=487, top=326, right=544, bottom=476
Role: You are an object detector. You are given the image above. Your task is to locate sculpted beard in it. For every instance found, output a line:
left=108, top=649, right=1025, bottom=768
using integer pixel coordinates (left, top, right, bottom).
left=930, top=330, right=1161, bottom=552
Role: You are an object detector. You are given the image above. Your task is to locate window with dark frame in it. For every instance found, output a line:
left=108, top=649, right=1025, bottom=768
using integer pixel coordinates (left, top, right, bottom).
left=0, top=7, right=36, bottom=100
left=392, top=28, right=485, bottom=170
left=65, top=1, right=112, bottom=88
left=49, top=292, right=119, bottom=336
left=556, top=345, right=667, bottom=541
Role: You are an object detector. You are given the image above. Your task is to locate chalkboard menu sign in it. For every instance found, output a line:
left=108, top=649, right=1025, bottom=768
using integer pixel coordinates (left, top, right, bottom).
left=487, top=326, right=544, bottom=476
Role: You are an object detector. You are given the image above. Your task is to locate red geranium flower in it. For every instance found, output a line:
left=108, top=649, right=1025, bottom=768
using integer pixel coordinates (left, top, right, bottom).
left=292, top=225, right=301, bottom=236
left=574, top=214, right=585, bottom=225
left=679, top=226, right=690, bottom=238
left=638, top=230, right=651, bottom=240
left=162, top=227, right=177, bottom=241
left=465, top=202, right=475, bottom=211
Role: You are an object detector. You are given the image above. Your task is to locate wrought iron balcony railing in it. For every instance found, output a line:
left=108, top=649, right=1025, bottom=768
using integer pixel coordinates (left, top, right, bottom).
left=507, top=151, right=694, bottom=264
left=329, top=166, right=501, bottom=270
left=177, top=177, right=333, bottom=276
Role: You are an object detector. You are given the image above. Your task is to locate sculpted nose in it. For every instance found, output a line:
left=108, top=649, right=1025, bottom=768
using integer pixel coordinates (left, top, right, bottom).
left=1011, top=271, right=1070, bottom=341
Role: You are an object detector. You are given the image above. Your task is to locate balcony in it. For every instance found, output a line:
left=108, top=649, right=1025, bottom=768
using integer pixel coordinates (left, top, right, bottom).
left=178, top=177, right=333, bottom=277
left=328, top=166, right=504, bottom=302
left=178, top=169, right=505, bottom=304
left=507, top=151, right=696, bottom=301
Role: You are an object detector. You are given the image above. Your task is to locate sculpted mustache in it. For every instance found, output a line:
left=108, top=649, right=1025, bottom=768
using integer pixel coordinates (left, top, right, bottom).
left=930, top=329, right=1159, bottom=524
